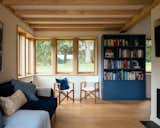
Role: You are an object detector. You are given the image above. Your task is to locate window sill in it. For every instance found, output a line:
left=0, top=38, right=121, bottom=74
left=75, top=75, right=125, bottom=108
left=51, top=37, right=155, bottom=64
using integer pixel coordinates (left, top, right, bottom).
left=18, top=74, right=33, bottom=79
left=146, top=72, right=151, bottom=76
left=34, top=73, right=97, bottom=76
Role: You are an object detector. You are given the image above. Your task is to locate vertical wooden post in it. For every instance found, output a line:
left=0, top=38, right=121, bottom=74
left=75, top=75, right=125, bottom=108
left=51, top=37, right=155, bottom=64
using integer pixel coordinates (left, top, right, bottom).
left=73, top=37, right=78, bottom=74
left=94, top=38, right=98, bottom=75
left=51, top=38, right=57, bottom=75
left=17, top=29, right=20, bottom=77
left=33, top=39, right=36, bottom=74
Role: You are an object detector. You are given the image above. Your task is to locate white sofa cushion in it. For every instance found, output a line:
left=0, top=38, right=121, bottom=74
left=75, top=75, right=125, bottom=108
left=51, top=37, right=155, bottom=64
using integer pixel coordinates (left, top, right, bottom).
left=4, top=110, right=51, bottom=128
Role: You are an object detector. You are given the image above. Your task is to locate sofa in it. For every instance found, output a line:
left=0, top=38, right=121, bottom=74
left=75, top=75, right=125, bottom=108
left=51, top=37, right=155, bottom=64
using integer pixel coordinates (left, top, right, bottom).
left=0, top=80, right=57, bottom=128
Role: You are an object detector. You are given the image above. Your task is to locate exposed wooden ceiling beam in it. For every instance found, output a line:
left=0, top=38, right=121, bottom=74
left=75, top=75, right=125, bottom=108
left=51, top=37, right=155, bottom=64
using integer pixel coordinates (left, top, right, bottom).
left=30, top=24, right=124, bottom=29
left=14, top=10, right=139, bottom=16
left=2, top=0, right=153, bottom=5
left=121, top=0, right=160, bottom=32
left=23, top=17, right=130, bottom=23
left=34, top=27, right=122, bottom=31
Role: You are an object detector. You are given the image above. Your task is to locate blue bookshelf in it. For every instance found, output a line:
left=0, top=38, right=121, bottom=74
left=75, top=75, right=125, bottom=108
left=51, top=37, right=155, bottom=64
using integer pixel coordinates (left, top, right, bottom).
left=101, top=35, right=146, bottom=100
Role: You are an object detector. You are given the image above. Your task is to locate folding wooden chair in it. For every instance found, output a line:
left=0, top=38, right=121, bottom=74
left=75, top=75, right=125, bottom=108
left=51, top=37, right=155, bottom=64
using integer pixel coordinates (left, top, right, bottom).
left=80, top=81, right=100, bottom=103
left=53, top=80, right=74, bottom=104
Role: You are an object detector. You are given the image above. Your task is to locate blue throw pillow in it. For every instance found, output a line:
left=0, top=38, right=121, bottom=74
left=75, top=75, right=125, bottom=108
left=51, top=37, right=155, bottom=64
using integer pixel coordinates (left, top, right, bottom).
left=11, top=79, right=38, bottom=101
left=56, top=78, right=69, bottom=90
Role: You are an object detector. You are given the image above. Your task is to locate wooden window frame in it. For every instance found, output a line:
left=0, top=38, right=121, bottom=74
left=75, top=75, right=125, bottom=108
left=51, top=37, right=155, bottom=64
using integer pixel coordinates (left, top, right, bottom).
left=35, top=37, right=97, bottom=75
left=17, top=26, right=34, bottom=78
left=35, top=39, right=52, bottom=75
left=56, top=38, right=74, bottom=75
left=77, top=38, right=97, bottom=75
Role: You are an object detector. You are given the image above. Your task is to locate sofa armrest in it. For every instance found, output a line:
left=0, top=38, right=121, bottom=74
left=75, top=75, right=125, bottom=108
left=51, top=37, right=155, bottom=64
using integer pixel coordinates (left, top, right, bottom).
left=36, top=88, right=54, bottom=97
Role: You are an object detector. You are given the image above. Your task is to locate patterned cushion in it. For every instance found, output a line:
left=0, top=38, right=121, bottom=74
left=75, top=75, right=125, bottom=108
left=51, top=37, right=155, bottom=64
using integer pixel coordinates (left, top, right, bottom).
left=11, top=79, right=38, bottom=101
left=0, top=90, right=27, bottom=116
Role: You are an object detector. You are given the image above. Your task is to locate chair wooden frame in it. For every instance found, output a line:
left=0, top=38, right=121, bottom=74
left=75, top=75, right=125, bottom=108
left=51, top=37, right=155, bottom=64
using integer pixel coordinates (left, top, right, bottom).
left=53, top=82, right=75, bottom=104
left=80, top=81, right=100, bottom=103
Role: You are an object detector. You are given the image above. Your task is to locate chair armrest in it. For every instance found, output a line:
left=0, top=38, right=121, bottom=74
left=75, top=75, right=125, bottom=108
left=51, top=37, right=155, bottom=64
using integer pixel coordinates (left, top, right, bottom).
left=36, top=88, right=54, bottom=97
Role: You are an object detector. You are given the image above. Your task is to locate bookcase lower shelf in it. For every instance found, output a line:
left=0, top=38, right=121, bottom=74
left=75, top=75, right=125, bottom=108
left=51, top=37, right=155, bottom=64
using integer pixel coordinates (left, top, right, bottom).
left=102, top=80, right=146, bottom=100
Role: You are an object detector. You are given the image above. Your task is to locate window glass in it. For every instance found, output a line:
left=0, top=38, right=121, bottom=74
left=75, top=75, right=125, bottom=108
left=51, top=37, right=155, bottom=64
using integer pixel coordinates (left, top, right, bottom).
left=57, top=40, right=73, bottom=73
left=146, top=40, right=152, bottom=72
left=19, top=34, right=26, bottom=76
left=36, top=40, right=52, bottom=73
left=78, top=40, right=95, bottom=73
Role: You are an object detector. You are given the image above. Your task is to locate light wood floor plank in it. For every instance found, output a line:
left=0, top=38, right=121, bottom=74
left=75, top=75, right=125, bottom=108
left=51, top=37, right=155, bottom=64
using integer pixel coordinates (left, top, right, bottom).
left=53, top=99, right=150, bottom=128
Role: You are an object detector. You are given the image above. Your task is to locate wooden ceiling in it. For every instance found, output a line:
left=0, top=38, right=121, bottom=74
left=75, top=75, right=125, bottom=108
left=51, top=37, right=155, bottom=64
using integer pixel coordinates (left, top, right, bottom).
left=1, top=0, right=160, bottom=32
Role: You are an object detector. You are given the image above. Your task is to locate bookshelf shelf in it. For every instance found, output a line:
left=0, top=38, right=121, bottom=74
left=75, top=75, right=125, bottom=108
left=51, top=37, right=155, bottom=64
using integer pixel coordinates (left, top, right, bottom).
left=101, top=34, right=146, bottom=100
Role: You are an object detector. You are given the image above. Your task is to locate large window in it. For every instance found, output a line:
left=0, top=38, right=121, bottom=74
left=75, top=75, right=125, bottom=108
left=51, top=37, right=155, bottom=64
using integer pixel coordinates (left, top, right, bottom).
left=35, top=38, right=97, bottom=75
left=146, top=40, right=152, bottom=72
left=57, top=40, right=73, bottom=73
left=18, top=33, right=26, bottom=76
left=18, top=32, right=34, bottom=77
left=36, top=40, right=52, bottom=73
left=78, top=40, right=95, bottom=73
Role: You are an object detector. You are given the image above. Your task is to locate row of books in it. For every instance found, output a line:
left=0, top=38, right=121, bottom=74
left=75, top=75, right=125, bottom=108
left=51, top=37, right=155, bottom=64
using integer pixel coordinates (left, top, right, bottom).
left=119, top=49, right=143, bottom=58
left=104, top=71, right=144, bottom=80
left=104, top=39, right=140, bottom=47
left=104, top=60, right=141, bottom=69
left=105, top=49, right=144, bottom=58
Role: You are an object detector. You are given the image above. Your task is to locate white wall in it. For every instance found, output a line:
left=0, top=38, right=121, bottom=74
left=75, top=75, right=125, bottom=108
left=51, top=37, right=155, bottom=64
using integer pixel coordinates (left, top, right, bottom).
left=0, top=4, right=33, bottom=83
left=150, top=4, right=160, bottom=125
left=127, top=15, right=151, bottom=39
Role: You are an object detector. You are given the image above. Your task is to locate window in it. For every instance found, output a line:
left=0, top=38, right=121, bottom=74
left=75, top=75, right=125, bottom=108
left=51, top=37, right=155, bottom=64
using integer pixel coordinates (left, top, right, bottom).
left=78, top=40, right=95, bottom=73
left=146, top=40, right=152, bottom=72
left=18, top=33, right=26, bottom=76
left=36, top=40, right=52, bottom=73
left=18, top=32, right=34, bottom=77
left=57, top=40, right=73, bottom=73
left=34, top=38, right=97, bottom=75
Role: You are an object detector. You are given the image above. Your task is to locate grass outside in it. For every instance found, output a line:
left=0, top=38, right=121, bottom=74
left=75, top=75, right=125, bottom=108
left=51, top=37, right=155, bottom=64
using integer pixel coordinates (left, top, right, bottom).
left=37, top=62, right=94, bottom=73
left=146, top=62, right=151, bottom=72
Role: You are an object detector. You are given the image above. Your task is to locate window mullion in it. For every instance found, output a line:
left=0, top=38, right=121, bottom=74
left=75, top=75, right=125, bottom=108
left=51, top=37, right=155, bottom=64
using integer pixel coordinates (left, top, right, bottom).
left=73, top=38, right=78, bottom=74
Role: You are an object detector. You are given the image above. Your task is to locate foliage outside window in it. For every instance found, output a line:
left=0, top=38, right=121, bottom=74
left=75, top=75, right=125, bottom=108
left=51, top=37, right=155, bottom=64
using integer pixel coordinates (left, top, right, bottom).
left=36, top=40, right=52, bottom=73
left=57, top=40, right=73, bottom=73
left=78, top=40, right=95, bottom=73
left=146, top=40, right=152, bottom=72
left=35, top=38, right=97, bottom=75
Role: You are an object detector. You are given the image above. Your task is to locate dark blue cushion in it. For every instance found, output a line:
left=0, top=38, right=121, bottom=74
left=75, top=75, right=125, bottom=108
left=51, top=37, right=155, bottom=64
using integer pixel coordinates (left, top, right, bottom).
left=56, top=78, right=69, bottom=90
left=21, top=97, right=57, bottom=118
left=0, top=81, right=14, bottom=97
left=11, top=79, right=38, bottom=101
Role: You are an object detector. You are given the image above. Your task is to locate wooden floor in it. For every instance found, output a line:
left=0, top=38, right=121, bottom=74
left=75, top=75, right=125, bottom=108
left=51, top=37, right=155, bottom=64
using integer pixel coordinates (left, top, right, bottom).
left=53, top=99, right=150, bottom=128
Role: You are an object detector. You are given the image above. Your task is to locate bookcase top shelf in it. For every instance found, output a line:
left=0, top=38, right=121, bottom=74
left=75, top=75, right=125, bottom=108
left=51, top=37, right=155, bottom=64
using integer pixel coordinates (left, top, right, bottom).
left=104, top=46, right=145, bottom=49
left=104, top=57, right=144, bottom=60
left=104, top=69, right=145, bottom=72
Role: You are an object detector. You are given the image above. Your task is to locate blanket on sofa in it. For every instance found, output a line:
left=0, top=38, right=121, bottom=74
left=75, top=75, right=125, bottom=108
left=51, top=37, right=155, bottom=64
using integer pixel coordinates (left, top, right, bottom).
left=4, top=110, right=51, bottom=128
